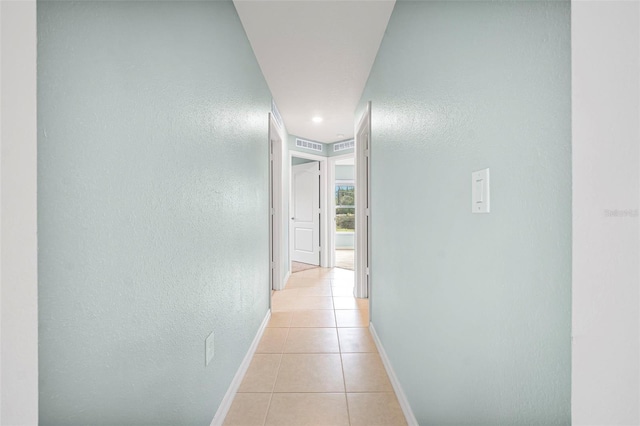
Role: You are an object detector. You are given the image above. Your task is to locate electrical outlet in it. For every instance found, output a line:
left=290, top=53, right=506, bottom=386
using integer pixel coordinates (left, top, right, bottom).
left=205, top=331, right=215, bottom=366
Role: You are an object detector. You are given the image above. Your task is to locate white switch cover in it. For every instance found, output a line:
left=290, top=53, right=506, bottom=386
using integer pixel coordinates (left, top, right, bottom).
left=205, top=331, right=215, bottom=366
left=472, top=168, right=490, bottom=213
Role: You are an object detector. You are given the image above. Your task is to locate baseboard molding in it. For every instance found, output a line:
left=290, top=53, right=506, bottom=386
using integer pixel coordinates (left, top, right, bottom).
left=369, top=322, right=419, bottom=426
left=210, top=309, right=271, bottom=426
left=282, top=271, right=291, bottom=289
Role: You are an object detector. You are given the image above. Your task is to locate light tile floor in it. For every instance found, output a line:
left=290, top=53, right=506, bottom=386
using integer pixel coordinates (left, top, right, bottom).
left=335, top=250, right=354, bottom=271
left=223, top=267, right=407, bottom=426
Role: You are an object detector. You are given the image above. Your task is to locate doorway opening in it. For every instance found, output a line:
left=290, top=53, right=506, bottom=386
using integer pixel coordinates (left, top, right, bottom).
left=291, top=156, right=320, bottom=272
left=288, top=151, right=329, bottom=275
left=333, top=156, right=355, bottom=271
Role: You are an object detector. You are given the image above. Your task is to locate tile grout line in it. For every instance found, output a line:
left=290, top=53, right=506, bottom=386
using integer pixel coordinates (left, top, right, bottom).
left=332, top=278, right=353, bottom=426
left=263, top=279, right=295, bottom=426
left=267, top=270, right=357, bottom=425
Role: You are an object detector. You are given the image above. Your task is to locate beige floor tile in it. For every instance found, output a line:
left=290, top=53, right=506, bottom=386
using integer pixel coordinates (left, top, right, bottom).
left=335, top=250, right=354, bottom=271
left=290, top=310, right=336, bottom=328
left=335, top=309, right=369, bottom=327
left=238, top=354, right=282, bottom=393
left=333, top=297, right=359, bottom=310
left=347, top=393, right=408, bottom=426
left=284, top=328, right=339, bottom=353
left=267, top=311, right=292, bottom=328
left=342, top=353, right=393, bottom=392
left=296, top=296, right=333, bottom=310
left=265, top=393, right=349, bottom=426
left=295, top=268, right=332, bottom=278
left=274, top=354, right=345, bottom=392
left=337, top=328, right=377, bottom=353
left=286, top=279, right=331, bottom=289
left=271, top=294, right=297, bottom=311
left=223, top=393, right=271, bottom=426
left=272, top=288, right=298, bottom=297
left=331, top=279, right=355, bottom=287
left=296, top=286, right=332, bottom=297
left=256, top=328, right=288, bottom=354
left=331, top=268, right=354, bottom=278
left=331, top=286, right=355, bottom=297
left=273, top=287, right=300, bottom=297
left=289, top=275, right=329, bottom=283
left=356, top=298, right=369, bottom=311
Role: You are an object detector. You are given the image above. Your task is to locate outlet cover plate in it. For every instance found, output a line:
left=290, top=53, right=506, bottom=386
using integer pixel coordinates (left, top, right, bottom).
left=472, top=168, right=490, bottom=213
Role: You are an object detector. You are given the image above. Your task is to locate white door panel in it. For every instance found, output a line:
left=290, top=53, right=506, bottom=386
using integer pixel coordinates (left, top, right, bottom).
left=295, top=228, right=314, bottom=253
left=292, top=162, right=320, bottom=265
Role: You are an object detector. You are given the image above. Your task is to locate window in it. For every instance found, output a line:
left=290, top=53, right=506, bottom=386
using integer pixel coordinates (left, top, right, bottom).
left=335, top=181, right=355, bottom=232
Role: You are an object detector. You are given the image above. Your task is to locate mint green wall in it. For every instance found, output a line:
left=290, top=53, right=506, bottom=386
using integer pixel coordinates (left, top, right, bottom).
left=361, top=1, right=571, bottom=424
left=37, top=2, right=271, bottom=424
left=292, top=157, right=315, bottom=166
left=335, top=233, right=354, bottom=249
left=335, top=165, right=354, bottom=181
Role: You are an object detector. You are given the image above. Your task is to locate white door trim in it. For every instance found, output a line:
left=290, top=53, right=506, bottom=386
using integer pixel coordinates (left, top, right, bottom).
left=355, top=102, right=371, bottom=300
left=328, top=153, right=355, bottom=269
left=288, top=150, right=329, bottom=268
left=268, top=114, right=286, bottom=291
left=0, top=1, right=39, bottom=423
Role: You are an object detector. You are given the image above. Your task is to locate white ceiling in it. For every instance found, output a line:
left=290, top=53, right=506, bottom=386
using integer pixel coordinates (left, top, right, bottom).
left=233, top=0, right=396, bottom=143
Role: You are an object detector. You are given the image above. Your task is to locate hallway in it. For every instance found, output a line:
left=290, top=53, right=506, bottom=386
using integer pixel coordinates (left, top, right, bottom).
left=223, top=268, right=407, bottom=425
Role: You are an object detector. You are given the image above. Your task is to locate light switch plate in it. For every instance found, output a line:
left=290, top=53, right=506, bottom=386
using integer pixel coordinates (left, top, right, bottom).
left=472, top=168, right=490, bottom=213
left=205, top=331, right=215, bottom=366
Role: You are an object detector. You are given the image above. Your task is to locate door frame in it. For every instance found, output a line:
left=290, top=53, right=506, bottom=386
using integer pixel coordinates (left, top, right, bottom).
left=328, top=153, right=356, bottom=269
left=288, top=150, right=329, bottom=269
left=355, top=102, right=371, bottom=300
left=268, top=114, right=286, bottom=291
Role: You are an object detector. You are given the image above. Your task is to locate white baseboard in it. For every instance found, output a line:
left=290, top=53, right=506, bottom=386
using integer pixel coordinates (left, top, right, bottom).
left=369, top=322, right=419, bottom=426
left=282, top=271, right=291, bottom=289
left=210, top=310, right=271, bottom=426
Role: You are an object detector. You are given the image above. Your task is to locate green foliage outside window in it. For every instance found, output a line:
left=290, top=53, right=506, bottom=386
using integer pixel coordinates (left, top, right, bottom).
left=335, top=184, right=355, bottom=232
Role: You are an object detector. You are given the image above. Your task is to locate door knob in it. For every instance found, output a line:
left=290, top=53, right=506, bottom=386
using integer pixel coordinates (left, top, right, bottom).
left=291, top=217, right=295, bottom=220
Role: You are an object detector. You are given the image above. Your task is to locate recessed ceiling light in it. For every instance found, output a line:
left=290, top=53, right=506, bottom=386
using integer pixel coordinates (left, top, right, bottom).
left=337, top=133, right=344, bottom=138
left=312, top=116, right=323, bottom=123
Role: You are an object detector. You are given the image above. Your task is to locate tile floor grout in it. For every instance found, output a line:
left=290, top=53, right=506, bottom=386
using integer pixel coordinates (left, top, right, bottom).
left=223, top=268, right=407, bottom=426
left=332, top=280, right=353, bottom=426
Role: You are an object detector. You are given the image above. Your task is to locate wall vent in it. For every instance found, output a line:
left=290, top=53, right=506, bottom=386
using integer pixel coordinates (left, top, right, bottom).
left=333, top=139, right=354, bottom=152
left=296, top=138, right=323, bottom=152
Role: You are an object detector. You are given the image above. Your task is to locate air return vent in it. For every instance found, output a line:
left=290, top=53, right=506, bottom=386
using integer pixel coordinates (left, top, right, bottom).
left=333, top=140, right=354, bottom=152
left=296, top=138, right=323, bottom=152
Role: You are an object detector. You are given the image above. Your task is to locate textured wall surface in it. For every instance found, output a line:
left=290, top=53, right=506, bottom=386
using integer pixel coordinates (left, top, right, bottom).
left=37, top=2, right=271, bottom=424
left=360, top=1, right=571, bottom=424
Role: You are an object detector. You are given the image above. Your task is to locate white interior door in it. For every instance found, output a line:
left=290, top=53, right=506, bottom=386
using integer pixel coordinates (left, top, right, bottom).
left=292, top=162, right=320, bottom=265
